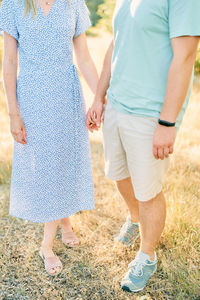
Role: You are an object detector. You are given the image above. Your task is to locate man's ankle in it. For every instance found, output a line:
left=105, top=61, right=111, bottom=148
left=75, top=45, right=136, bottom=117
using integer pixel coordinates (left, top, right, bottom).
left=139, top=249, right=156, bottom=261
left=131, top=219, right=139, bottom=224
left=130, top=216, right=139, bottom=224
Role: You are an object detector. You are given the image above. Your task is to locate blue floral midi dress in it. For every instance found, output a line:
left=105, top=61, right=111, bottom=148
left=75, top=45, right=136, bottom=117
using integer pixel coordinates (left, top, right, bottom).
left=0, top=0, right=95, bottom=223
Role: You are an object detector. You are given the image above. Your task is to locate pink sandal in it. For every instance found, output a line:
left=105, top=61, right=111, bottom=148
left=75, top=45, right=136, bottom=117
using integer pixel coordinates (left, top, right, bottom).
left=39, top=250, right=63, bottom=276
left=61, top=230, right=80, bottom=248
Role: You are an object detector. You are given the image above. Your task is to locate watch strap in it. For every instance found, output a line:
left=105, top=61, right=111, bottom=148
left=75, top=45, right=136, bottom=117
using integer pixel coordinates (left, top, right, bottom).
left=158, top=119, right=176, bottom=127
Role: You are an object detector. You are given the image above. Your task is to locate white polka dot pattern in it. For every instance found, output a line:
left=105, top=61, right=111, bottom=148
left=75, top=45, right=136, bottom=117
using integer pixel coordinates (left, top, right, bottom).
left=0, top=0, right=95, bottom=223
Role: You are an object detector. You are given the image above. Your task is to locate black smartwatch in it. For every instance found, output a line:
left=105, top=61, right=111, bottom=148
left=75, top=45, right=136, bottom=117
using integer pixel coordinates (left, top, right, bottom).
left=158, top=119, right=176, bottom=127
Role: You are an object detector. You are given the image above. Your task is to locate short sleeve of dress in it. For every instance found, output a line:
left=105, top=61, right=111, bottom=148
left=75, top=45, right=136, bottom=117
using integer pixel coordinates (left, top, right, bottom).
left=169, top=0, right=200, bottom=39
left=0, top=0, right=19, bottom=40
left=73, top=0, right=91, bottom=38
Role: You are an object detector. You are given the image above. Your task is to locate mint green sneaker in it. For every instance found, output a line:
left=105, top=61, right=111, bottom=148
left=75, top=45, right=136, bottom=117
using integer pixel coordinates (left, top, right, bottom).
left=121, top=251, right=157, bottom=292
left=115, top=216, right=139, bottom=246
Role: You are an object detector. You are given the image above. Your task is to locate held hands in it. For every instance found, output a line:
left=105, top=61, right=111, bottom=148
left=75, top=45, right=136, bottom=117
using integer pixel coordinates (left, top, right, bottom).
left=87, top=99, right=177, bottom=160
left=9, top=114, right=27, bottom=144
left=153, top=125, right=176, bottom=160
left=86, top=100, right=105, bottom=132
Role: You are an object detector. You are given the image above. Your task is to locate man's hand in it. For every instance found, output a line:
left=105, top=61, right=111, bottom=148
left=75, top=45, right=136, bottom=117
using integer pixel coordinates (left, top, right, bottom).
left=153, top=125, right=176, bottom=160
left=86, top=100, right=105, bottom=132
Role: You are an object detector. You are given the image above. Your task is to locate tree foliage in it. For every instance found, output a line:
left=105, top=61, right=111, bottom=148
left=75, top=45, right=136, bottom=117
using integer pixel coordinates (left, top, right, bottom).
left=86, top=0, right=104, bottom=26
left=96, top=0, right=115, bottom=32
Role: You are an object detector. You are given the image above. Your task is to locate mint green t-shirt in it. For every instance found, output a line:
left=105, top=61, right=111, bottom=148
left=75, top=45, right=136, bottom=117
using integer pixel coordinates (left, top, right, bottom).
left=107, top=0, right=200, bottom=127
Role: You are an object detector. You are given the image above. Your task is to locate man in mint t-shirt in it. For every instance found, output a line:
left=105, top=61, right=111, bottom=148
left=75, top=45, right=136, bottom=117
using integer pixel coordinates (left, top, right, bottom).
left=87, top=0, right=200, bottom=292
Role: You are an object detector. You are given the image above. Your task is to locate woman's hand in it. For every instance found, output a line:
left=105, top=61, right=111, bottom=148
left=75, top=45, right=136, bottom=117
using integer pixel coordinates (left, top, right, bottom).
left=10, top=114, right=27, bottom=144
left=86, top=100, right=105, bottom=132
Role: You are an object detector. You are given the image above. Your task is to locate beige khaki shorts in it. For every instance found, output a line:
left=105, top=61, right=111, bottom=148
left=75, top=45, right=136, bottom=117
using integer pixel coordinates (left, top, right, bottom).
left=102, top=101, right=170, bottom=202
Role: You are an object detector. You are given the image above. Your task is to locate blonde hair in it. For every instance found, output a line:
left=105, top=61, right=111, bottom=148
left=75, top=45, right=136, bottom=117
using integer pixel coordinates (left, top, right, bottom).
left=24, top=0, right=70, bottom=16
left=24, top=0, right=37, bottom=16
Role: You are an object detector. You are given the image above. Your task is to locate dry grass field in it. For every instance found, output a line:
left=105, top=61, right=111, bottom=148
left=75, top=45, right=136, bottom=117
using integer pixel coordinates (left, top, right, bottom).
left=0, top=34, right=200, bottom=299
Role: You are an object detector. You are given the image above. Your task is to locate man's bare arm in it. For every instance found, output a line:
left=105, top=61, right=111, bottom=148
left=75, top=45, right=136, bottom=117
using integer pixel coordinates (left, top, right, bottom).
left=160, top=36, right=199, bottom=122
left=94, top=40, right=113, bottom=103
left=153, top=36, right=199, bottom=160
left=86, top=40, right=114, bottom=131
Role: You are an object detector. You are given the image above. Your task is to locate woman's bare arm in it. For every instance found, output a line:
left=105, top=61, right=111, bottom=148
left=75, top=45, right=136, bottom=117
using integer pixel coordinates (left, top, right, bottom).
left=3, top=32, right=27, bottom=144
left=73, top=33, right=99, bottom=94
left=3, top=32, right=19, bottom=115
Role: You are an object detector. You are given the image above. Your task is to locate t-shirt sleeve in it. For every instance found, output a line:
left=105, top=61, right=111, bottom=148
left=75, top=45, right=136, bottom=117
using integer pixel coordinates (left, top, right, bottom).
left=0, top=0, right=19, bottom=40
left=73, top=0, right=91, bottom=38
left=169, top=0, right=200, bottom=39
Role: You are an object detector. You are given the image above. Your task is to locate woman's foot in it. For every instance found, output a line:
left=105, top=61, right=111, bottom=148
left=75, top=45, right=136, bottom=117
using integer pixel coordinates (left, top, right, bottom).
left=40, top=245, right=63, bottom=276
left=61, top=230, right=80, bottom=247
left=61, top=217, right=79, bottom=247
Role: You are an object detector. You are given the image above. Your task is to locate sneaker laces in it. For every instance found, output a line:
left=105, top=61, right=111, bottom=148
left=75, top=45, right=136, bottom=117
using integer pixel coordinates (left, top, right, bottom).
left=128, top=259, right=146, bottom=277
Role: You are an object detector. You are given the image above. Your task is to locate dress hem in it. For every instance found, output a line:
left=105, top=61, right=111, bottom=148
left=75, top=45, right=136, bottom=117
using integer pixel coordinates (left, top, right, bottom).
left=9, top=205, right=95, bottom=224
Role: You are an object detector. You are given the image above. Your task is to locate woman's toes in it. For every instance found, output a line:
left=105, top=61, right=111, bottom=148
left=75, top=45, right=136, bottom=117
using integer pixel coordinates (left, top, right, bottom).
left=73, top=241, right=79, bottom=246
left=49, top=267, right=60, bottom=275
left=49, top=268, right=56, bottom=275
left=70, top=240, right=78, bottom=246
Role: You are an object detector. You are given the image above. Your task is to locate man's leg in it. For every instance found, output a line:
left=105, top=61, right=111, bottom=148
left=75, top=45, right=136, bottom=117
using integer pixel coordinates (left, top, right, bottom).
left=116, top=177, right=139, bottom=223
left=118, top=113, right=169, bottom=291
left=121, top=191, right=166, bottom=291
left=115, top=177, right=140, bottom=246
left=116, top=178, right=166, bottom=254
left=139, top=191, right=166, bottom=260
